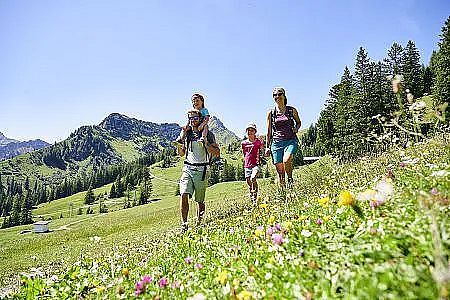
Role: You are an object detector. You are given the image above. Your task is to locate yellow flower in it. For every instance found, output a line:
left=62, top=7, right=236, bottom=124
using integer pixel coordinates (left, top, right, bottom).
left=259, top=203, right=268, bottom=209
left=96, top=286, right=106, bottom=293
left=282, top=221, right=293, bottom=231
left=237, top=290, right=253, bottom=300
left=216, top=270, right=228, bottom=285
left=255, top=228, right=263, bottom=237
left=121, top=268, right=129, bottom=278
left=298, top=215, right=308, bottom=221
left=318, top=196, right=330, bottom=207
left=233, top=278, right=240, bottom=287
left=338, top=190, right=355, bottom=206
left=323, top=215, right=332, bottom=222
left=268, top=216, right=275, bottom=225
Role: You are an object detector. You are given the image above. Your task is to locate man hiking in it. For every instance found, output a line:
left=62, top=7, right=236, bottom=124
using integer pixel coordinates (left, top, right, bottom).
left=176, top=109, right=220, bottom=233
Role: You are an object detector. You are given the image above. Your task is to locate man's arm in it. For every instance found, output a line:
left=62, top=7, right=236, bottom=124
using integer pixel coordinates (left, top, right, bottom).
left=206, top=142, right=220, bottom=157
left=177, top=143, right=186, bottom=157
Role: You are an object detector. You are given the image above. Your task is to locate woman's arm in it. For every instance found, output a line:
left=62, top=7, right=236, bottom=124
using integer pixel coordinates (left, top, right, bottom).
left=293, top=107, right=302, bottom=132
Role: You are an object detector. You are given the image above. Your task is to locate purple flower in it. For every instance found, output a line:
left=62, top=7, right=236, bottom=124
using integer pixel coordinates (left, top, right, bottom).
left=256, top=225, right=264, bottom=231
left=172, top=280, right=181, bottom=289
left=299, top=249, right=304, bottom=257
left=275, top=223, right=282, bottom=231
left=271, top=233, right=284, bottom=245
left=142, top=275, right=152, bottom=284
left=431, top=188, right=439, bottom=196
left=316, top=218, right=323, bottom=225
left=159, top=277, right=168, bottom=288
left=266, top=226, right=274, bottom=236
left=194, top=263, right=203, bottom=269
left=185, top=256, right=193, bottom=264
left=399, top=162, right=407, bottom=167
left=135, top=281, right=145, bottom=296
left=370, top=200, right=384, bottom=208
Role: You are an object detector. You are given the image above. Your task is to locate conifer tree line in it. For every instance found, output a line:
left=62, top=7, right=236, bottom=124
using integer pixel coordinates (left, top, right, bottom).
left=300, top=16, right=450, bottom=159
left=0, top=149, right=173, bottom=228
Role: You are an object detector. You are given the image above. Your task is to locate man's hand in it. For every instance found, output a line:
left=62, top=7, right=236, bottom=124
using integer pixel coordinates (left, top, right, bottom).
left=264, top=148, right=271, bottom=157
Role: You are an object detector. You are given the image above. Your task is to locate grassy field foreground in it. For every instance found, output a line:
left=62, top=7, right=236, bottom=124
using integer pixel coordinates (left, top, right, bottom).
left=3, top=134, right=450, bottom=299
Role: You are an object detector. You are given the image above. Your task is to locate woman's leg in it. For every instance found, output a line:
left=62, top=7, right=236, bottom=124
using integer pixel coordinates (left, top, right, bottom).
left=283, top=152, right=294, bottom=181
left=275, top=162, right=286, bottom=187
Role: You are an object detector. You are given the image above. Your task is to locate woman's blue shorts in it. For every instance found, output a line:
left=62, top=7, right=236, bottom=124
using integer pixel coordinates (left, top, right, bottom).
left=270, top=139, right=298, bottom=164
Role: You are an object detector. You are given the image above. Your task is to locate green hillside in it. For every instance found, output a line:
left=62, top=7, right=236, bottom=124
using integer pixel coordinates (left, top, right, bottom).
left=1, top=133, right=449, bottom=298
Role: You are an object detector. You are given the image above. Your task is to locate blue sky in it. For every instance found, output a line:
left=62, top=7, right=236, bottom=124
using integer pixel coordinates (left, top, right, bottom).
left=1, top=0, right=448, bottom=143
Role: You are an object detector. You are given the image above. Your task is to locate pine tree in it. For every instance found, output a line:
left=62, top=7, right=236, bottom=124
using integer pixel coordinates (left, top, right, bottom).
left=11, top=195, right=21, bottom=226
left=384, top=42, right=403, bottom=76
left=84, top=186, right=95, bottom=205
left=402, top=40, right=423, bottom=97
left=432, top=16, right=450, bottom=121
left=110, top=183, right=116, bottom=199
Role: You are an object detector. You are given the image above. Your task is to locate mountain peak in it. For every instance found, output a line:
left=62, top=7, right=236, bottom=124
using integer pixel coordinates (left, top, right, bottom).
left=209, top=116, right=239, bottom=145
left=0, top=131, right=18, bottom=146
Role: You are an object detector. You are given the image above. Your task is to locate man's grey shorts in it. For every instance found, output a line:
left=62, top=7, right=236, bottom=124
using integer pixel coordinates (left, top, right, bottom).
left=179, top=165, right=209, bottom=203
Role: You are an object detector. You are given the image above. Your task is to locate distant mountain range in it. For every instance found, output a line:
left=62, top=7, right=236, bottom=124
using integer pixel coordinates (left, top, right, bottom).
left=0, top=132, right=50, bottom=161
left=0, top=113, right=239, bottom=183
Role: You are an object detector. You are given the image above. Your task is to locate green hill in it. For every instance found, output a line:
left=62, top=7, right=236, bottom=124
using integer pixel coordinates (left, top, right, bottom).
left=1, top=133, right=449, bottom=298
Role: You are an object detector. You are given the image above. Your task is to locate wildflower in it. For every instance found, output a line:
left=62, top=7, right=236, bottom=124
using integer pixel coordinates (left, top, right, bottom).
left=299, top=249, right=305, bottom=257
left=266, top=226, right=274, bottom=237
left=185, top=257, right=193, bottom=264
left=50, top=275, right=59, bottom=282
left=171, top=280, right=181, bottom=289
left=217, top=270, right=228, bottom=285
left=271, top=233, right=284, bottom=245
left=142, top=275, right=152, bottom=284
left=316, top=218, right=323, bottom=225
left=259, top=203, right=268, bottom=209
left=121, top=268, right=129, bottom=278
left=318, top=196, right=330, bottom=207
left=159, top=277, right=168, bottom=288
left=237, top=290, right=253, bottom=300
left=96, top=286, right=106, bottom=293
left=275, top=223, right=282, bottom=231
left=338, top=190, right=355, bottom=206
left=431, top=170, right=450, bottom=177
left=135, top=281, right=145, bottom=296
left=301, top=230, right=312, bottom=237
left=255, top=226, right=264, bottom=237
left=233, top=278, right=240, bottom=287
left=323, top=215, right=331, bottom=222
left=194, top=263, right=203, bottom=269
left=303, top=202, right=310, bottom=208
left=268, top=216, right=275, bottom=224
left=188, top=293, right=206, bottom=300
left=265, top=272, right=272, bottom=280
left=282, top=221, right=293, bottom=231
left=431, top=188, right=439, bottom=196
left=410, top=100, right=425, bottom=110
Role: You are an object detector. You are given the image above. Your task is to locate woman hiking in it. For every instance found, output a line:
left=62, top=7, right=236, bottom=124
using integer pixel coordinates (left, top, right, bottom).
left=264, top=87, right=301, bottom=188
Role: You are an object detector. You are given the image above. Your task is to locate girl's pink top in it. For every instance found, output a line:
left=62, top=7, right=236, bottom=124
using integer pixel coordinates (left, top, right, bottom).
left=241, top=139, right=264, bottom=168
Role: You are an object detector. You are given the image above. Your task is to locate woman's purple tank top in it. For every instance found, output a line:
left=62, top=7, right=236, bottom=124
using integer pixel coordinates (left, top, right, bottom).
left=272, top=110, right=296, bottom=141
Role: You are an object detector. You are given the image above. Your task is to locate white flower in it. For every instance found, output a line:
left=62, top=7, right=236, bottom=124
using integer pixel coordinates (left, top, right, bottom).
left=301, top=230, right=312, bottom=237
left=188, top=293, right=206, bottom=300
left=431, top=170, right=449, bottom=177
left=222, top=283, right=230, bottom=295
left=409, top=101, right=425, bottom=110
left=375, top=179, right=394, bottom=196
left=336, top=207, right=345, bottom=214
left=265, top=272, right=272, bottom=280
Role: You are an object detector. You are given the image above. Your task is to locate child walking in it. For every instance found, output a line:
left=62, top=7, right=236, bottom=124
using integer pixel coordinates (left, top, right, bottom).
left=241, top=123, right=264, bottom=202
left=176, top=93, right=210, bottom=144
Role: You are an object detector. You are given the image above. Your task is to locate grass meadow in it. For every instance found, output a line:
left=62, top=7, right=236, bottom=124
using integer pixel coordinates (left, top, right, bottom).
left=1, top=134, right=449, bottom=299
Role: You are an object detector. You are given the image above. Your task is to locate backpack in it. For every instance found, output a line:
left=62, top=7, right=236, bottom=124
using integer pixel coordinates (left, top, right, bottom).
left=270, top=106, right=298, bottom=140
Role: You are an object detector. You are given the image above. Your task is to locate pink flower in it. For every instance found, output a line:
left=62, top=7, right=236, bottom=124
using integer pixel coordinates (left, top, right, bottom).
left=266, top=226, right=274, bottom=236
left=275, top=223, right=282, bottom=231
left=172, top=280, right=181, bottom=289
left=431, top=188, right=439, bottom=196
left=370, top=200, right=384, bottom=208
left=271, top=233, right=284, bottom=245
left=194, top=263, right=203, bottom=269
left=185, top=257, right=193, bottom=264
left=159, top=277, right=168, bottom=288
left=142, top=275, right=152, bottom=284
left=135, top=281, right=145, bottom=296
left=399, top=162, right=407, bottom=167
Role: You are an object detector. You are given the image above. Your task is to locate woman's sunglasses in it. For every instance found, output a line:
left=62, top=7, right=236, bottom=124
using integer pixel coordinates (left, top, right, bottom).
left=273, top=92, right=284, bottom=97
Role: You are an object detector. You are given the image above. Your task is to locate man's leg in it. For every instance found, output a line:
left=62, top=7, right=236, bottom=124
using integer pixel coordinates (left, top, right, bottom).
left=180, top=193, right=189, bottom=230
left=197, top=202, right=205, bottom=225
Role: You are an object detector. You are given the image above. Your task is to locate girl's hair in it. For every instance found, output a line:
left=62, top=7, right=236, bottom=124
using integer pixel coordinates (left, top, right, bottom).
left=191, top=93, right=205, bottom=108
